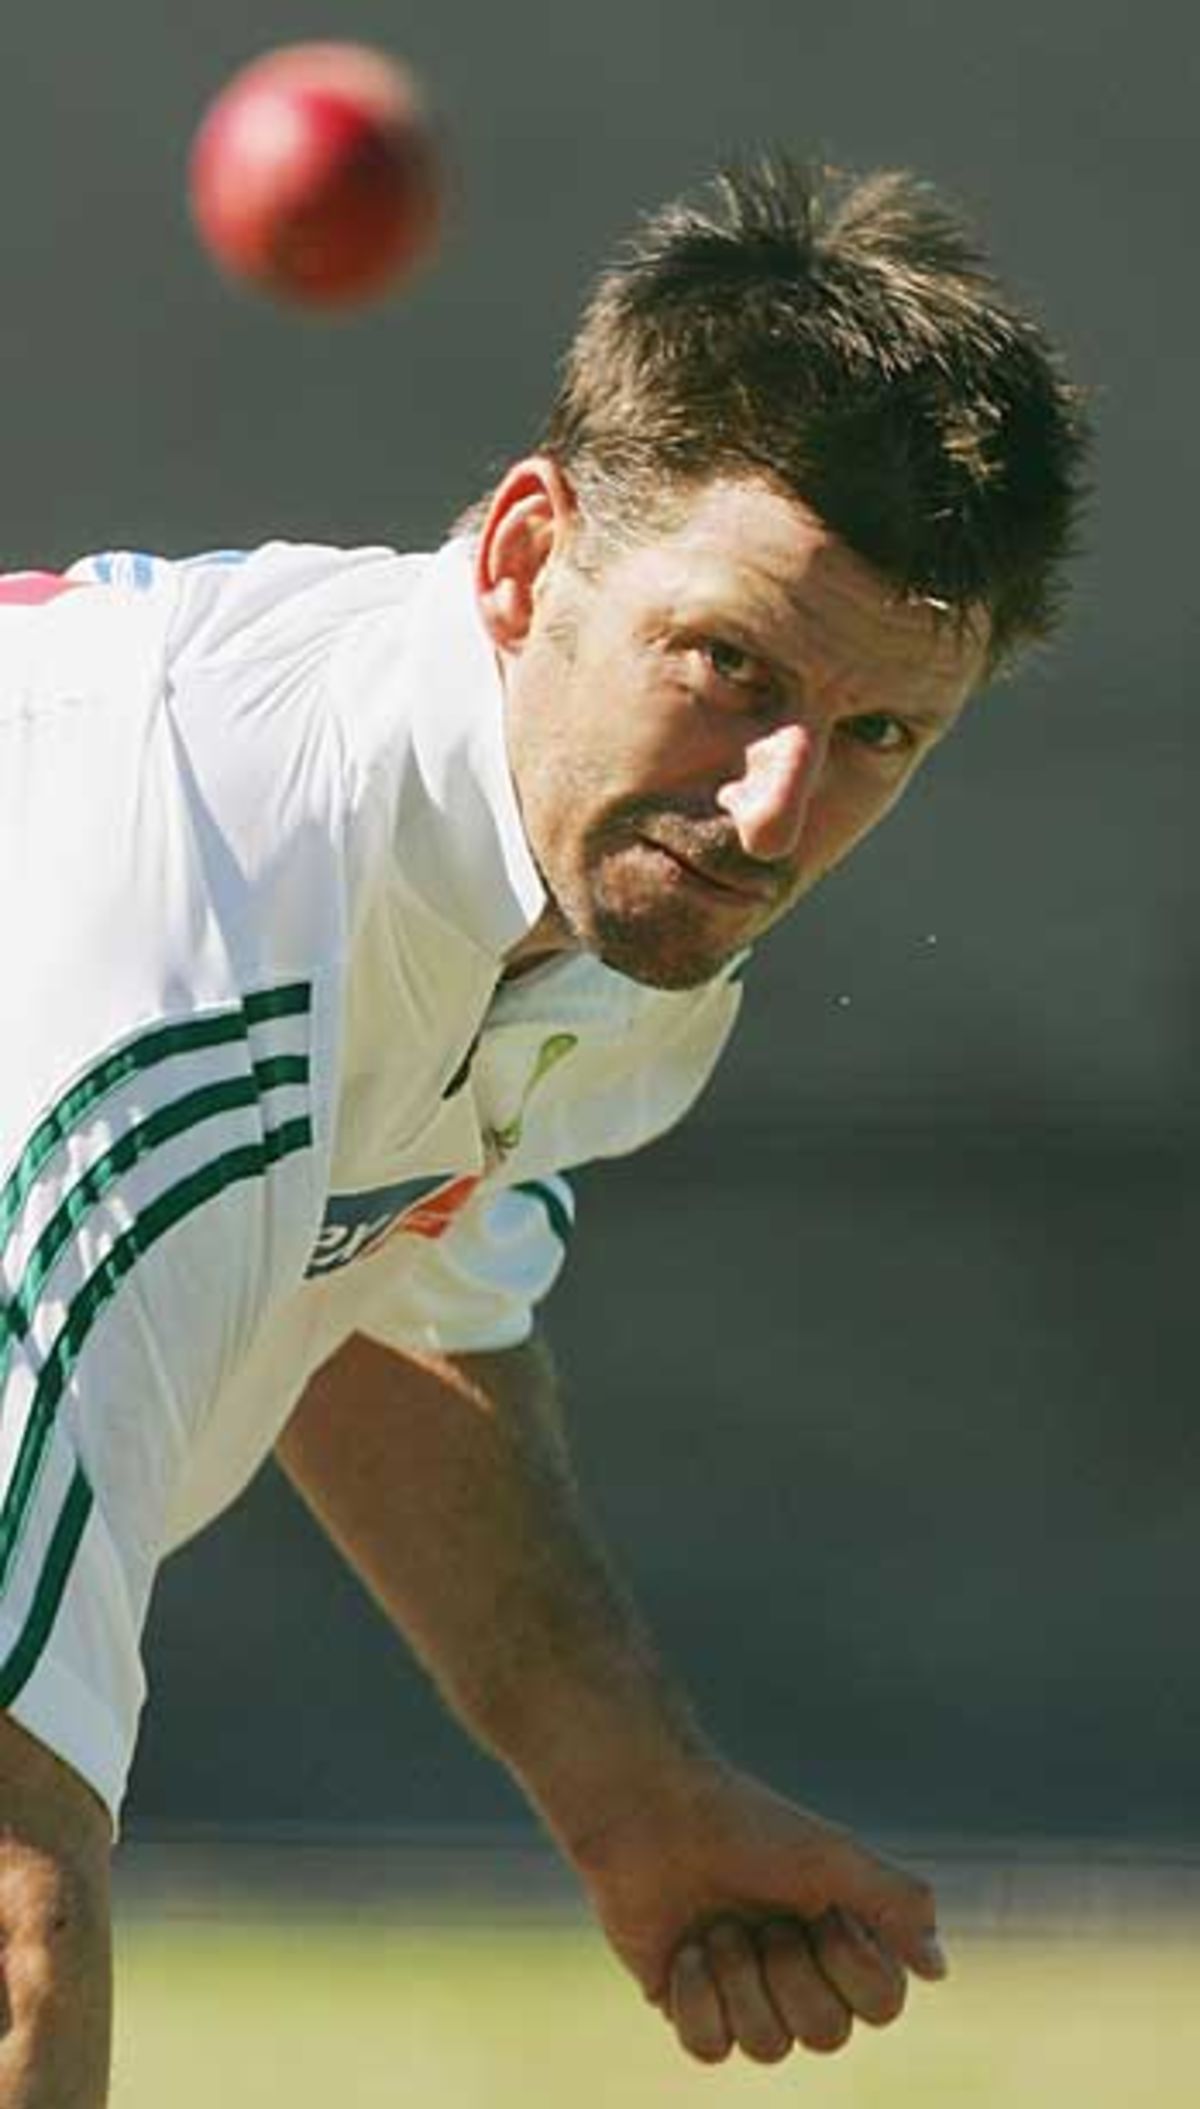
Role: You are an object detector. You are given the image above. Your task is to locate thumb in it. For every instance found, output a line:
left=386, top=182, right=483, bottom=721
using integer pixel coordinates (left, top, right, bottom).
left=826, top=1837, right=948, bottom=1982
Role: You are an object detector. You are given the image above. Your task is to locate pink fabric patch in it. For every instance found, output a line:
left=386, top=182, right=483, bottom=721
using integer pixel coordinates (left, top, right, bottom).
left=0, top=572, right=83, bottom=604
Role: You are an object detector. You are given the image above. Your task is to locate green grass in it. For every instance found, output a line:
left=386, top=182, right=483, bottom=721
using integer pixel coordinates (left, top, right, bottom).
left=112, top=1913, right=1200, bottom=2107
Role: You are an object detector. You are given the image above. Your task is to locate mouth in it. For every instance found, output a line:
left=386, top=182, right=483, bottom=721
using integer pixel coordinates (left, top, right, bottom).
left=638, top=835, right=780, bottom=908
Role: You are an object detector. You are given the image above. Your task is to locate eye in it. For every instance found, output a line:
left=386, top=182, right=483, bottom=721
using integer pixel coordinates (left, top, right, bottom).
left=692, top=636, right=774, bottom=705
left=842, top=712, right=915, bottom=757
left=705, top=638, right=754, bottom=682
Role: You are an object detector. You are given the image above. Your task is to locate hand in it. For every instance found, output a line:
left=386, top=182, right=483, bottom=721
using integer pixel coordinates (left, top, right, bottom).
left=564, top=1756, right=946, bottom=2065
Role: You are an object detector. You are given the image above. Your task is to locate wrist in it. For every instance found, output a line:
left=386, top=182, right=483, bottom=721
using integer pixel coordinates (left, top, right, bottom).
left=494, top=1666, right=715, bottom=1868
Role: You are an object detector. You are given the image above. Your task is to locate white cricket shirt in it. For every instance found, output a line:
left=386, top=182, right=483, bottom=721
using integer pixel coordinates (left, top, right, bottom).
left=0, top=537, right=742, bottom=1816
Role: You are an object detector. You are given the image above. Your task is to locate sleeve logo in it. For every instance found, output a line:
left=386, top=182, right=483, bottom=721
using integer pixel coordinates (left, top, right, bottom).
left=306, top=1172, right=481, bottom=1277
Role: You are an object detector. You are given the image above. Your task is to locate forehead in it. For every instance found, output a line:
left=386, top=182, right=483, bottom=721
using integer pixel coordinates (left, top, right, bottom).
left=613, top=475, right=990, bottom=703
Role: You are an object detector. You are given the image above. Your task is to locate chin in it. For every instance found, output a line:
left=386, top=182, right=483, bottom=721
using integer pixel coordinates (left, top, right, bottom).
left=550, top=852, right=763, bottom=988
left=587, top=913, right=743, bottom=990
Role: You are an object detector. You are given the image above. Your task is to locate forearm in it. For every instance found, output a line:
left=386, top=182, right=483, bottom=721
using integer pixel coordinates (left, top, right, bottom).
left=276, top=1330, right=709, bottom=1856
left=277, top=1329, right=946, bottom=2056
left=0, top=1714, right=112, bottom=2107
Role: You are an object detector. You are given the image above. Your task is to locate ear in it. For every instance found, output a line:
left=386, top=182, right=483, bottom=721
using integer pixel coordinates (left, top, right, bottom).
left=474, top=456, right=577, bottom=652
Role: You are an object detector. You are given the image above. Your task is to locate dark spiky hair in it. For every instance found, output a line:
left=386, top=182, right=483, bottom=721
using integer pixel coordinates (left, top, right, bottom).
left=541, top=159, right=1089, bottom=663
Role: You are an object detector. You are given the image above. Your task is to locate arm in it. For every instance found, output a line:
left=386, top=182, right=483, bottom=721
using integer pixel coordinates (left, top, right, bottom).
left=277, top=1329, right=945, bottom=2065
left=0, top=1713, right=112, bottom=2107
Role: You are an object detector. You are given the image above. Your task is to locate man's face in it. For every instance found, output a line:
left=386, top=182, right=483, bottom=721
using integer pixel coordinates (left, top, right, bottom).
left=486, top=469, right=989, bottom=990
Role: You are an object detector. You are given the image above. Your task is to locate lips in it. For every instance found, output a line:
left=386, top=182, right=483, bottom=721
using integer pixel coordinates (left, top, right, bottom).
left=639, top=834, right=779, bottom=907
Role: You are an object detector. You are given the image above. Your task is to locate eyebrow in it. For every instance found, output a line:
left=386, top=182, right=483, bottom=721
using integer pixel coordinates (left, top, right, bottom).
left=665, top=567, right=981, bottom=714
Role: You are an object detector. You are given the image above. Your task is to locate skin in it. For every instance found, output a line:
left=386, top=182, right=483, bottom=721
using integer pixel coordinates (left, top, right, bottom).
left=478, top=458, right=989, bottom=990
left=279, top=1335, right=947, bottom=2069
left=0, top=460, right=983, bottom=2095
left=0, top=1712, right=111, bottom=2105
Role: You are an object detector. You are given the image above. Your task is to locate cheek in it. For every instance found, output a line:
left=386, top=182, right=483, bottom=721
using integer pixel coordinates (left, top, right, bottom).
left=580, top=654, right=699, bottom=782
left=812, top=766, right=915, bottom=866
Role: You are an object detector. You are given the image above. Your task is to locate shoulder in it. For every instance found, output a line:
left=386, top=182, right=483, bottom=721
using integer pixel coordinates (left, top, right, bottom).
left=68, top=541, right=432, bottom=669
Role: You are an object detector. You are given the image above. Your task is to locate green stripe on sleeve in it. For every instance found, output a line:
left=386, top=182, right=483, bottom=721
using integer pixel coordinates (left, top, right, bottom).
left=0, top=985, right=313, bottom=1703
left=0, top=983, right=311, bottom=1251
left=0, top=1115, right=311, bottom=1596
left=251, top=1052, right=309, bottom=1090
left=0, top=1465, right=94, bottom=1707
left=1, top=1058, right=309, bottom=1360
left=243, top=984, right=312, bottom=1024
left=513, top=1179, right=573, bottom=1249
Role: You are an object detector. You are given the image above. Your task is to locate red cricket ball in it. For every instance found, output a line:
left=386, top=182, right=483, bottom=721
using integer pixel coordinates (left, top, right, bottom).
left=188, top=42, right=444, bottom=311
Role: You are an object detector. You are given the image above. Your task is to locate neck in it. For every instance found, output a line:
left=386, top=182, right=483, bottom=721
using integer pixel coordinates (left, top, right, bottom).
left=502, top=904, right=579, bottom=981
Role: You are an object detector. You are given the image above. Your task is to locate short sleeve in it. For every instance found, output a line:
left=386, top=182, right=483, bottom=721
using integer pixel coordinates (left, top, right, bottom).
left=352, top=1175, right=575, bottom=1358
left=0, top=988, right=320, bottom=1821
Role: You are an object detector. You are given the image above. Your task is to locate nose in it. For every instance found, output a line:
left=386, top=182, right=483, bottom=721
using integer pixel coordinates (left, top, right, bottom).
left=715, top=721, right=822, bottom=863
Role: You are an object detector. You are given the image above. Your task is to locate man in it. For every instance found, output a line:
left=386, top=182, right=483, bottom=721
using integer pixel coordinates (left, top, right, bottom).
left=0, top=159, right=1086, bottom=2099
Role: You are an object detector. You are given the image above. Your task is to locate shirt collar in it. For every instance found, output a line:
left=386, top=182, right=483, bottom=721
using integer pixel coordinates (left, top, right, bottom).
left=388, top=535, right=546, bottom=957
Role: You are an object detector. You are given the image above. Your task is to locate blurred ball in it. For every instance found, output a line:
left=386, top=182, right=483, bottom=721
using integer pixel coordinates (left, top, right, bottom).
left=188, top=42, right=443, bottom=311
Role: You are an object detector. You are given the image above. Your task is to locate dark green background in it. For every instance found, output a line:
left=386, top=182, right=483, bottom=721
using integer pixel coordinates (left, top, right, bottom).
left=7, top=4, right=1193, bottom=1842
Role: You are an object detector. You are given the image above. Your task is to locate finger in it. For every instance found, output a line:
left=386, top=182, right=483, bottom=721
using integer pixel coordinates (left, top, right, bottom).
left=809, top=1907, right=907, bottom=2028
left=830, top=1844, right=948, bottom=1983
left=757, top=1919, right=853, bottom=2054
left=667, top=1940, right=733, bottom=2065
left=702, top=1918, right=792, bottom=2064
